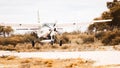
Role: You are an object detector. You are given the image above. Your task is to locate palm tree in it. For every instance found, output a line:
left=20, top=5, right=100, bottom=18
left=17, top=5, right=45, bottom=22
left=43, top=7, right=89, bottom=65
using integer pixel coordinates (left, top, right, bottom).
left=0, top=25, right=4, bottom=35
left=0, top=25, right=14, bottom=37
left=4, top=26, right=13, bottom=37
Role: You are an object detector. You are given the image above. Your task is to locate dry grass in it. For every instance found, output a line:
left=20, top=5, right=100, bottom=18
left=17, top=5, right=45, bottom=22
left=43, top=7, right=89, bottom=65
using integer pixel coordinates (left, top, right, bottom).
left=21, top=59, right=31, bottom=63
left=0, top=32, right=120, bottom=52
left=6, top=56, right=17, bottom=60
left=0, top=40, right=118, bottom=52
left=0, top=57, right=95, bottom=68
left=61, top=44, right=70, bottom=49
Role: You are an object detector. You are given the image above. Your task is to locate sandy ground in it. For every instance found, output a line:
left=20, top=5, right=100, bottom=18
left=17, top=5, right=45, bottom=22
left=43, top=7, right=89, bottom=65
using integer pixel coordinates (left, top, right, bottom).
left=0, top=56, right=94, bottom=68
left=0, top=43, right=120, bottom=68
left=0, top=51, right=120, bottom=68
left=0, top=42, right=120, bottom=68
left=0, top=33, right=120, bottom=68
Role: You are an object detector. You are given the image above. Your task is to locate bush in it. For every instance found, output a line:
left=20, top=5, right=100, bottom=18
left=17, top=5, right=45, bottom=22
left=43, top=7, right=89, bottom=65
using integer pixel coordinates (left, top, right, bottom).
left=101, top=30, right=120, bottom=45
left=62, top=35, right=70, bottom=43
left=23, top=34, right=36, bottom=42
left=61, top=45, right=69, bottom=49
left=0, top=33, right=37, bottom=46
left=55, top=34, right=70, bottom=44
left=111, top=37, right=120, bottom=45
left=0, top=37, right=6, bottom=45
left=83, top=35, right=94, bottom=44
left=102, top=32, right=116, bottom=45
left=95, top=31, right=106, bottom=40
left=0, top=36, right=24, bottom=45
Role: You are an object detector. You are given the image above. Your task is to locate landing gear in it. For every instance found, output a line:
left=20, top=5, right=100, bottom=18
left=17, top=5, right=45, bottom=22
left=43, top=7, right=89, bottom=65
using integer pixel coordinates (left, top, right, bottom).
left=59, top=40, right=62, bottom=46
left=31, top=40, right=35, bottom=47
left=51, top=40, right=54, bottom=45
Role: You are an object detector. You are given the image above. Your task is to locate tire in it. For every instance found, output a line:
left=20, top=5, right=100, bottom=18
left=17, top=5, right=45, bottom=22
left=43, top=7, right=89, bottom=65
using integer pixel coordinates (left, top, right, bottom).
left=51, top=40, right=54, bottom=45
left=59, top=40, right=62, bottom=46
left=31, top=40, right=35, bottom=47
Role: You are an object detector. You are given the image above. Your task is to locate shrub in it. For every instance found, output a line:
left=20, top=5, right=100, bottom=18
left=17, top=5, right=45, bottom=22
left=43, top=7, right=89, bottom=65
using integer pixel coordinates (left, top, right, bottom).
left=102, top=32, right=116, bottom=45
left=74, top=39, right=83, bottom=44
left=61, top=45, right=69, bottom=49
left=62, top=35, right=70, bottom=43
left=0, top=32, right=38, bottom=46
left=0, top=37, right=6, bottom=45
left=0, top=36, right=24, bottom=45
left=83, top=35, right=94, bottom=44
left=23, top=34, right=36, bottom=42
left=78, top=34, right=89, bottom=39
left=101, top=30, right=120, bottom=45
left=111, top=37, right=120, bottom=45
left=95, top=31, right=106, bottom=40
left=55, top=34, right=70, bottom=44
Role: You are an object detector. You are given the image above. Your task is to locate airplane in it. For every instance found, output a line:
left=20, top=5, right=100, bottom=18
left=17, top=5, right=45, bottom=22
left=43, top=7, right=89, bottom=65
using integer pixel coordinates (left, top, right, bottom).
left=22, top=19, right=113, bottom=46
left=36, top=23, right=63, bottom=45
left=0, top=22, right=63, bottom=46
left=92, top=19, right=112, bottom=23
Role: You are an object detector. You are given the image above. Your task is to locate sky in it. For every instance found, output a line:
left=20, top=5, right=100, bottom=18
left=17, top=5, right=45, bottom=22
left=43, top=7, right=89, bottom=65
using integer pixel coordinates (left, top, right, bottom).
left=0, top=0, right=113, bottom=24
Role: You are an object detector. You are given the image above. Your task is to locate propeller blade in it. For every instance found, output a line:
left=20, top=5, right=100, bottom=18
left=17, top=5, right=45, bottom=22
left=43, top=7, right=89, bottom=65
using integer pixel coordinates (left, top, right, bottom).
left=53, top=23, right=56, bottom=27
left=43, top=24, right=51, bottom=28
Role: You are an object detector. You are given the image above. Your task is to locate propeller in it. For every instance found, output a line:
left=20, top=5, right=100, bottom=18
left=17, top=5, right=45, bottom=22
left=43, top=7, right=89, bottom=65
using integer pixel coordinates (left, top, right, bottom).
left=43, top=23, right=57, bottom=31
left=43, top=24, right=51, bottom=28
left=42, top=22, right=61, bottom=35
left=53, top=23, right=56, bottom=27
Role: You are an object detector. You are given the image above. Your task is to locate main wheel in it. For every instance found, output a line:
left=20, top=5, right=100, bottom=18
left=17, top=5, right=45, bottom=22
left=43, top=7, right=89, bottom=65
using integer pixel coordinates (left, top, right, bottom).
left=59, top=40, right=62, bottom=46
left=51, top=40, right=54, bottom=45
left=31, top=40, right=35, bottom=47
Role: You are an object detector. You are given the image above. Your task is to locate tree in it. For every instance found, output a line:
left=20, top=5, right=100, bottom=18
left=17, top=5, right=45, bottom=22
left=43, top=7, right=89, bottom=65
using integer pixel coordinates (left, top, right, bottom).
left=88, top=0, right=120, bottom=32
left=108, top=0, right=120, bottom=28
left=4, top=26, right=13, bottom=37
left=88, top=24, right=95, bottom=33
left=101, top=11, right=112, bottom=19
left=0, top=26, right=13, bottom=37
left=0, top=25, right=4, bottom=34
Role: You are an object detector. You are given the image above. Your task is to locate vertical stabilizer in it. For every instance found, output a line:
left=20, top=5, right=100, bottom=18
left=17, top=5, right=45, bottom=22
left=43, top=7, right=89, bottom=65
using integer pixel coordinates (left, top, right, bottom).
left=38, top=10, right=40, bottom=23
